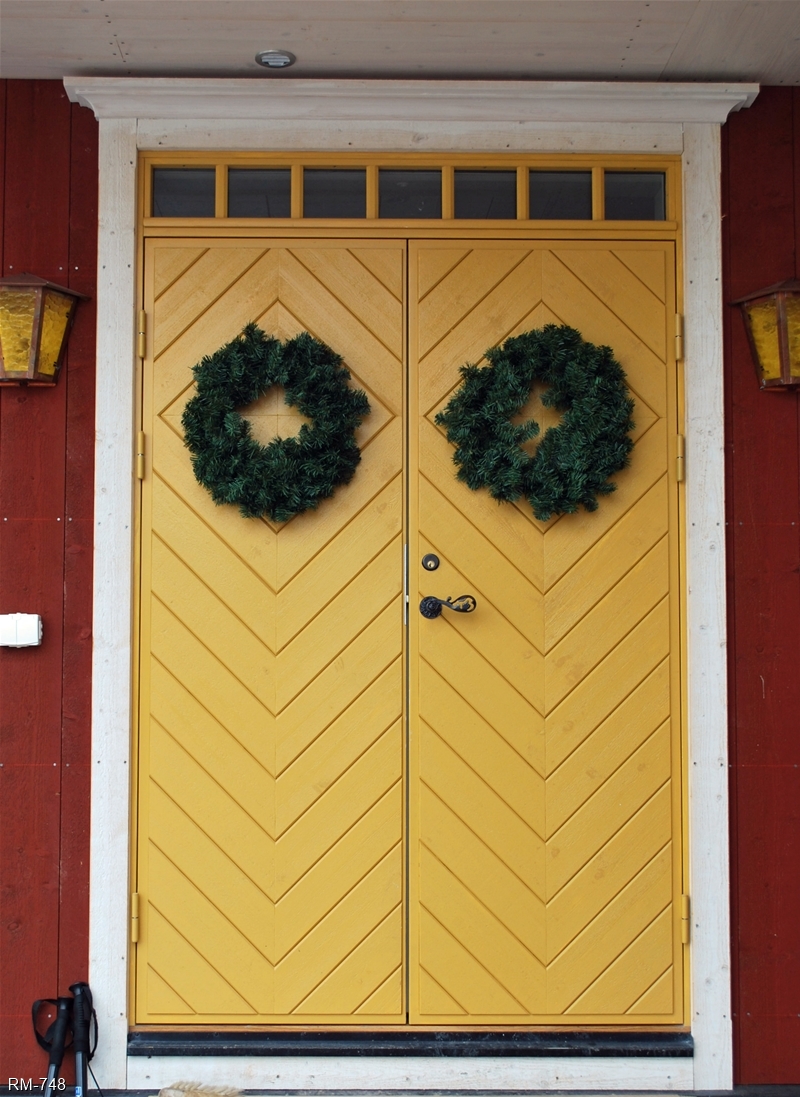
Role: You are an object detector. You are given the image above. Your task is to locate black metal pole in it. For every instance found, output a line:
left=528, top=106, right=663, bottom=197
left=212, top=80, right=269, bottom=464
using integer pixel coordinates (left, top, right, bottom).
left=69, top=983, right=93, bottom=1097
left=39, top=998, right=73, bottom=1091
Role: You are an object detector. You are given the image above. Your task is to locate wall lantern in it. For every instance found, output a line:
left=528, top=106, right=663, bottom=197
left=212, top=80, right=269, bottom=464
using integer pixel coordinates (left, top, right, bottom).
left=733, top=279, right=800, bottom=391
left=0, top=273, right=87, bottom=386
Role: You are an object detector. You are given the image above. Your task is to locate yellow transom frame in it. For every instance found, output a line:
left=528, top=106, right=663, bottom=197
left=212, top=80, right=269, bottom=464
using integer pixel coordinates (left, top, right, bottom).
left=131, top=152, right=688, bottom=1030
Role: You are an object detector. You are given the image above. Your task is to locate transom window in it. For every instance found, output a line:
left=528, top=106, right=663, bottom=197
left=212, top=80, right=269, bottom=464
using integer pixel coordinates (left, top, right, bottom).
left=147, top=157, right=673, bottom=223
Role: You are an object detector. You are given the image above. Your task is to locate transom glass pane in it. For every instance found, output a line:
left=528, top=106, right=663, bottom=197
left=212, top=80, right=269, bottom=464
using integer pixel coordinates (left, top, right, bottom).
left=152, top=168, right=216, bottom=217
left=379, top=170, right=442, bottom=219
left=304, top=169, right=366, bottom=218
left=605, top=172, right=666, bottom=220
left=455, top=171, right=517, bottom=219
left=529, top=172, right=592, bottom=220
left=228, top=169, right=291, bottom=217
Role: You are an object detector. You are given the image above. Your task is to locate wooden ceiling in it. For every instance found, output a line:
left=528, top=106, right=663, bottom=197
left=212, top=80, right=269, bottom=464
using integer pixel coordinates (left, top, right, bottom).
left=2, top=1, right=799, bottom=84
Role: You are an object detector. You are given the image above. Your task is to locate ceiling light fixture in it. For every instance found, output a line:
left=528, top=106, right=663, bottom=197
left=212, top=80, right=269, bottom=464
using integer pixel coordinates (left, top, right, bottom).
left=255, top=50, right=296, bottom=69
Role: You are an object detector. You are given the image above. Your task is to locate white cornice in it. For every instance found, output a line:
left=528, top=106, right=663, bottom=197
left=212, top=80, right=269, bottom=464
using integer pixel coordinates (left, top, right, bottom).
left=64, top=77, right=758, bottom=125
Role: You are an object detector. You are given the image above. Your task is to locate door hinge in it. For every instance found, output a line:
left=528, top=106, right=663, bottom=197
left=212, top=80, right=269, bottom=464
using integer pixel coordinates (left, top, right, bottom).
left=681, top=893, right=691, bottom=944
left=131, top=892, right=140, bottom=943
left=137, top=310, right=147, bottom=360
left=676, top=434, right=685, bottom=483
left=136, top=431, right=146, bottom=480
left=675, top=314, right=684, bottom=361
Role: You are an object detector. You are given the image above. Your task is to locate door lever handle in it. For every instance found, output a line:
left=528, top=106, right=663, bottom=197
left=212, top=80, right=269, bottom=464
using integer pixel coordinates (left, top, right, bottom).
left=419, top=594, right=477, bottom=619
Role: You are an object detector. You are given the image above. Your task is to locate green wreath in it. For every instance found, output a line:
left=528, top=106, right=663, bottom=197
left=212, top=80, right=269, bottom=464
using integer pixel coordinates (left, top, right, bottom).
left=435, top=324, right=635, bottom=522
left=182, top=323, right=371, bottom=523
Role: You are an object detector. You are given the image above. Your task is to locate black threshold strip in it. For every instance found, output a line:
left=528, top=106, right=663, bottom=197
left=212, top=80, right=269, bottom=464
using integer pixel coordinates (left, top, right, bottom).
left=127, top=1029, right=693, bottom=1057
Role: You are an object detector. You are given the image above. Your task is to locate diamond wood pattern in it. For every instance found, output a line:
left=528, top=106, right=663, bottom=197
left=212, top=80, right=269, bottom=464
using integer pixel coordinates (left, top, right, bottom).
left=136, top=240, right=405, bottom=1023
left=408, top=240, right=684, bottom=1024
left=137, top=235, right=685, bottom=1028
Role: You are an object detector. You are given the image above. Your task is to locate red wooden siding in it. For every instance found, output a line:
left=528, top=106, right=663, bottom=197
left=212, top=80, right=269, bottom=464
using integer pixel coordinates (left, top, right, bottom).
left=0, top=80, right=97, bottom=1081
left=723, top=86, right=800, bottom=1084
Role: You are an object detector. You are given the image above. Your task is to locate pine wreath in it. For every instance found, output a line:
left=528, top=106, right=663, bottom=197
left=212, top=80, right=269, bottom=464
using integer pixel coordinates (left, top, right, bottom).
left=435, top=324, right=635, bottom=522
left=182, top=323, right=371, bottom=523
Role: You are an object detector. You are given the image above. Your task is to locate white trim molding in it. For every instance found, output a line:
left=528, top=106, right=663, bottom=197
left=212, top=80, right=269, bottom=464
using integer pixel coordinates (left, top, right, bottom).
left=682, top=123, right=733, bottom=1091
left=127, top=1054, right=693, bottom=1091
left=89, top=115, right=138, bottom=1091
left=66, top=76, right=757, bottom=124
left=76, top=78, right=750, bottom=1093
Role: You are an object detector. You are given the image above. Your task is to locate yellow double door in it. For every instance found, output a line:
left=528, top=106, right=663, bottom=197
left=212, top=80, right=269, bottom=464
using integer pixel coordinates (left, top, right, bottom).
left=135, top=236, right=684, bottom=1026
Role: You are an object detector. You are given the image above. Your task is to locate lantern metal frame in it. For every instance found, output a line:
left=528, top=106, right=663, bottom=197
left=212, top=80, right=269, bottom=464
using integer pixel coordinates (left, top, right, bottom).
left=733, top=278, right=800, bottom=391
left=0, top=272, right=88, bottom=386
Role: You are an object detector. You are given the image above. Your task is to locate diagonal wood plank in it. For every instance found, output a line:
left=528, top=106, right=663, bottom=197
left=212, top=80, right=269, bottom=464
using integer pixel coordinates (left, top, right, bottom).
left=148, top=844, right=274, bottom=1013
left=545, top=723, right=671, bottom=898
left=544, top=477, right=669, bottom=647
left=276, top=725, right=401, bottom=896
left=546, top=845, right=672, bottom=1014
left=150, top=783, right=276, bottom=963
left=546, top=784, right=672, bottom=961
left=154, top=246, right=207, bottom=300
left=277, top=784, right=402, bottom=958
left=150, top=722, right=275, bottom=890
left=420, top=846, right=545, bottom=1013
left=153, top=537, right=276, bottom=709
left=139, top=240, right=405, bottom=1022
left=418, top=908, right=527, bottom=1016
left=146, top=906, right=255, bottom=1015
left=293, top=906, right=403, bottom=1014
left=420, top=476, right=543, bottom=649
left=276, top=663, right=401, bottom=833
left=420, top=784, right=545, bottom=960
left=411, top=240, right=680, bottom=1023
left=150, top=598, right=276, bottom=773
left=612, top=247, right=667, bottom=303
left=275, top=848, right=402, bottom=1012
left=421, top=724, right=545, bottom=898
left=419, top=251, right=541, bottom=411
left=154, top=247, right=271, bottom=357
left=546, top=658, right=670, bottom=834
left=545, top=537, right=670, bottom=709
left=150, top=660, right=275, bottom=834
left=421, top=660, right=545, bottom=823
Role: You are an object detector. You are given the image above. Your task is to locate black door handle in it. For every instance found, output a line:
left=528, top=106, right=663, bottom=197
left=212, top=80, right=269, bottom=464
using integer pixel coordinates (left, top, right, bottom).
left=419, top=594, right=477, bottom=619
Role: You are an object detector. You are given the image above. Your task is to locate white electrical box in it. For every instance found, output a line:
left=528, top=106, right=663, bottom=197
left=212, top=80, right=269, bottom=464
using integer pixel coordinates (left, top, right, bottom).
left=0, top=613, right=43, bottom=648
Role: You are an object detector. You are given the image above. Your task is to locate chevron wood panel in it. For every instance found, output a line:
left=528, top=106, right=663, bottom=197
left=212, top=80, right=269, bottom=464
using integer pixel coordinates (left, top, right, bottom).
left=409, top=240, right=683, bottom=1024
left=136, top=240, right=405, bottom=1023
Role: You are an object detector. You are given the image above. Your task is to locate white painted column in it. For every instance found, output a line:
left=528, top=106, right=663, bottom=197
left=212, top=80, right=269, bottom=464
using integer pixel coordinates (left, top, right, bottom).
left=89, top=117, right=138, bottom=1091
left=682, top=121, right=733, bottom=1091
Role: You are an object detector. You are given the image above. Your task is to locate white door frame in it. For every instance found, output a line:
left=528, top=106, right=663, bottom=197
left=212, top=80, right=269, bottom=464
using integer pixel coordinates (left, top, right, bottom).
left=65, top=76, right=757, bottom=1093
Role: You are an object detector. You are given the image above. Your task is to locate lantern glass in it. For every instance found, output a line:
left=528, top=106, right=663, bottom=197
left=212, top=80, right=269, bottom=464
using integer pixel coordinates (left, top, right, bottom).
left=0, top=274, right=87, bottom=384
left=0, top=287, right=38, bottom=377
left=39, top=290, right=75, bottom=377
left=744, top=297, right=782, bottom=382
left=785, top=293, right=800, bottom=378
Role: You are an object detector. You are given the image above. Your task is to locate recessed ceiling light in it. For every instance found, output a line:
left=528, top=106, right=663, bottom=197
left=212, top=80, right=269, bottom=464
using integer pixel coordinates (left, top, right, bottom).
left=255, top=50, right=296, bottom=69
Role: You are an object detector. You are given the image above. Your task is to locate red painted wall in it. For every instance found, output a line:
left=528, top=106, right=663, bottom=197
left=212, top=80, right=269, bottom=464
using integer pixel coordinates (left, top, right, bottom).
left=0, top=80, right=97, bottom=1080
left=723, top=86, right=800, bottom=1084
